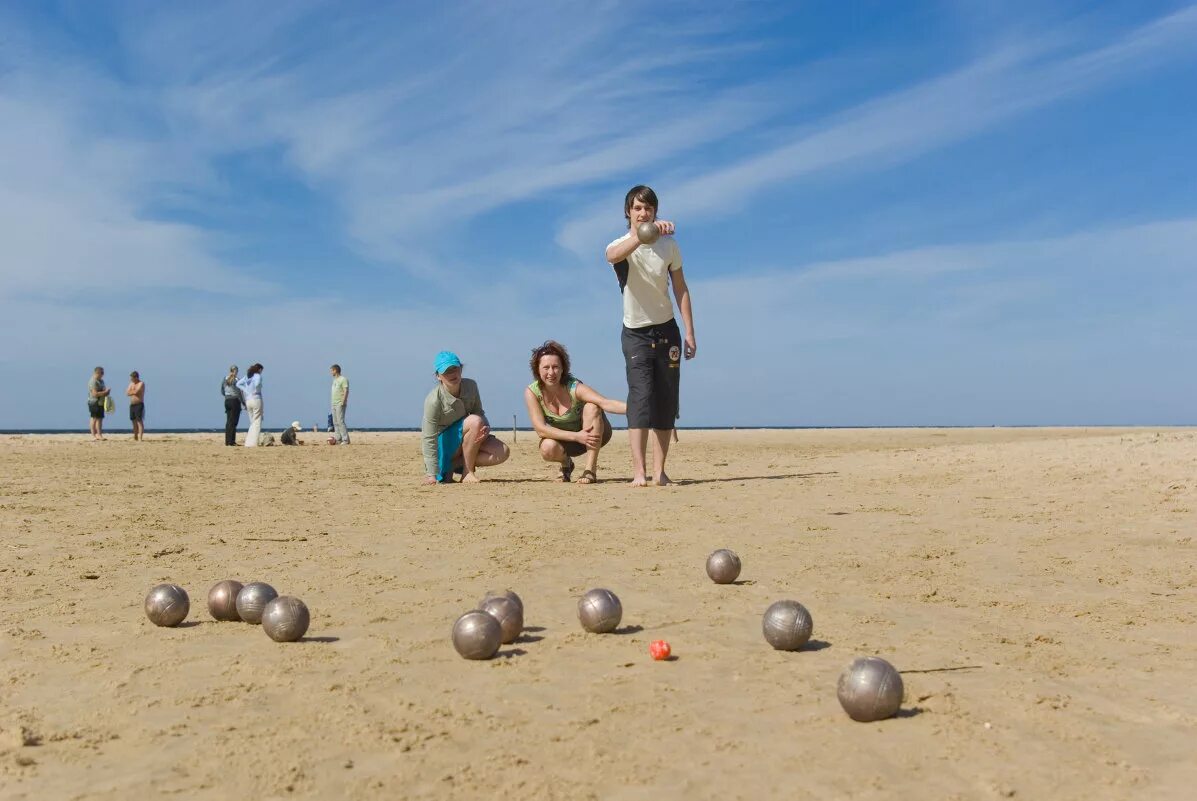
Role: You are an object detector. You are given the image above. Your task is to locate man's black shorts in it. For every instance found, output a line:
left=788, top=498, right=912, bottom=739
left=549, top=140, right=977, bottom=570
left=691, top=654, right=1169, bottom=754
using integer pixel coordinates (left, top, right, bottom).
left=621, top=318, right=681, bottom=430
left=87, top=400, right=104, bottom=420
left=129, top=402, right=145, bottom=422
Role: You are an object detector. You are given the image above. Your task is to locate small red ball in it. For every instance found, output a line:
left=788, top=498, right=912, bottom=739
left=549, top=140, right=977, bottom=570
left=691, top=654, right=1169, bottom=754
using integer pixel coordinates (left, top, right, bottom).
left=649, top=640, right=671, bottom=661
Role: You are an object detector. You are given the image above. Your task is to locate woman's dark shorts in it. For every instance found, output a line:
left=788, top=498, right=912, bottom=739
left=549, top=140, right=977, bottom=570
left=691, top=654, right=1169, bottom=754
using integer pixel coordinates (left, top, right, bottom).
left=560, top=411, right=614, bottom=457
left=88, top=401, right=104, bottom=420
left=129, top=402, right=145, bottom=422
left=621, top=318, right=681, bottom=430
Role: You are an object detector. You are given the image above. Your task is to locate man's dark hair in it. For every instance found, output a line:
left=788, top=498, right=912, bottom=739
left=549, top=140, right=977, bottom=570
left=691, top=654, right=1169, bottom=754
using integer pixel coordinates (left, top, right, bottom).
left=623, top=185, right=658, bottom=228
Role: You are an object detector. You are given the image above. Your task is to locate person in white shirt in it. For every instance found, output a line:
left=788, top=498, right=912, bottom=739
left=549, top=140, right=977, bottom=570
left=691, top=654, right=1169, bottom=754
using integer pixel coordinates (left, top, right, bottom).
left=603, top=185, right=696, bottom=486
left=236, top=363, right=264, bottom=448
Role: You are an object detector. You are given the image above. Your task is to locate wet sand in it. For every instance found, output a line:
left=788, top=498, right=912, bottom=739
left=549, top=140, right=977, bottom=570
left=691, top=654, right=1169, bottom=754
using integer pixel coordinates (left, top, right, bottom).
left=1, top=428, right=1194, bottom=799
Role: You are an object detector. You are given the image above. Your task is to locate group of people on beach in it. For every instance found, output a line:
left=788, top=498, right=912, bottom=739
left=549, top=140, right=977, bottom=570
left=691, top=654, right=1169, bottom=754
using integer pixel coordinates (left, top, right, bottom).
left=87, top=367, right=145, bottom=442
left=219, top=363, right=350, bottom=448
left=88, top=186, right=696, bottom=485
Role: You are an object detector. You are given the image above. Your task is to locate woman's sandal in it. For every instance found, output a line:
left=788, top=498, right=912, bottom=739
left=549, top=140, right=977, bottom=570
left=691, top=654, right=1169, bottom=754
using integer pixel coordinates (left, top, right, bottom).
left=575, top=469, right=598, bottom=485
left=557, top=456, right=575, bottom=483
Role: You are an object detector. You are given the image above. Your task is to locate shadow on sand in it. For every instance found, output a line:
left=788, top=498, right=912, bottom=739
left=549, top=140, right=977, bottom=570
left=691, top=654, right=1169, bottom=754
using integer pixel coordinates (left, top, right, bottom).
left=676, top=471, right=838, bottom=486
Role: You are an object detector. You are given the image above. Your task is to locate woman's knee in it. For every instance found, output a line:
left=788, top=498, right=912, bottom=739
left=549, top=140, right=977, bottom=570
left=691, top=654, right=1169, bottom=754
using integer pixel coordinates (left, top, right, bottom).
left=539, top=438, right=562, bottom=461
left=463, top=414, right=484, bottom=431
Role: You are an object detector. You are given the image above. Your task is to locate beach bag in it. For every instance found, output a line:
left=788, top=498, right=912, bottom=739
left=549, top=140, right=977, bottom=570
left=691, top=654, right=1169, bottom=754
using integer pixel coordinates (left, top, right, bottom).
left=103, top=396, right=116, bottom=413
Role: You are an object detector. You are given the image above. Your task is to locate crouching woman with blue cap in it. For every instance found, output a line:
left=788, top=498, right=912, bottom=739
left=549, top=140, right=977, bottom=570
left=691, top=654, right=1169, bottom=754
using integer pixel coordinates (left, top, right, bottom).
left=421, top=351, right=510, bottom=484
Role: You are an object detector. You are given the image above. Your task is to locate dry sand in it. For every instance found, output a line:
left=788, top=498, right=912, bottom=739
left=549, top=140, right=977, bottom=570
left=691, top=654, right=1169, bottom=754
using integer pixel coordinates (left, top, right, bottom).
left=1, top=427, right=1194, bottom=800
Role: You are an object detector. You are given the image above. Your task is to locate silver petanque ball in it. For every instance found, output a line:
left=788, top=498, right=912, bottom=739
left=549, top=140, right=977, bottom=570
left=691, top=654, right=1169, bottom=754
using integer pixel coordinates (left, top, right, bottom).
left=479, top=589, right=524, bottom=616
left=762, top=599, right=814, bottom=651
left=479, top=596, right=523, bottom=644
left=837, top=657, right=904, bottom=722
left=261, top=596, right=310, bottom=642
left=235, top=582, right=278, bottom=625
left=577, top=588, right=622, bottom=634
left=452, top=610, right=502, bottom=660
left=705, top=549, right=742, bottom=584
left=207, top=579, right=244, bottom=622
left=636, top=221, right=660, bottom=245
left=145, top=583, right=190, bottom=627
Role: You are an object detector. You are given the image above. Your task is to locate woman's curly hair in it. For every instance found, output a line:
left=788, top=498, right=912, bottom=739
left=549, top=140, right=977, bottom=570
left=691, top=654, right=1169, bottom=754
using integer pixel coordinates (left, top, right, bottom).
left=529, top=340, right=575, bottom=389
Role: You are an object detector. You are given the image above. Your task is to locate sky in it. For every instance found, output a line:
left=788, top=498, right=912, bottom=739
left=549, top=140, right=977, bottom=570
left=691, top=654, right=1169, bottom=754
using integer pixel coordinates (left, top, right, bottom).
left=1, top=0, right=1195, bottom=429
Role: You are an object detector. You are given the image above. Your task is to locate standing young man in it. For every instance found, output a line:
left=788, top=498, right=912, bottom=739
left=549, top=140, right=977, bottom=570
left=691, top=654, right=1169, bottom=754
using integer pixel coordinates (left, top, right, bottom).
left=604, top=185, right=696, bottom=486
left=126, top=371, right=146, bottom=441
left=330, top=364, right=350, bottom=445
left=87, top=366, right=110, bottom=441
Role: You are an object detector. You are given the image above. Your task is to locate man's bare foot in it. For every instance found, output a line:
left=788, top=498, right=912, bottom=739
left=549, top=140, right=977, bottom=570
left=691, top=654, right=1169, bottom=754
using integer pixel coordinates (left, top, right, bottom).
left=460, top=472, right=481, bottom=484
left=655, top=473, right=672, bottom=486
left=630, top=475, right=649, bottom=487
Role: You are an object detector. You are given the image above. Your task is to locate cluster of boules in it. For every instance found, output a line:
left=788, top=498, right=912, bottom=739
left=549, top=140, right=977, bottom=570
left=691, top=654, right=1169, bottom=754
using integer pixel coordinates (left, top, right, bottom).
left=144, top=579, right=308, bottom=643
left=451, top=589, right=526, bottom=660
left=704, top=549, right=904, bottom=722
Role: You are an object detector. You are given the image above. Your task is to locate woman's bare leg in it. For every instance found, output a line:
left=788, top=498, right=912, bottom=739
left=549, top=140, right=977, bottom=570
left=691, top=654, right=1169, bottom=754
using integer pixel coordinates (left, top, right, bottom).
left=581, top=403, right=603, bottom=477
left=539, top=438, right=571, bottom=481
left=460, top=417, right=510, bottom=483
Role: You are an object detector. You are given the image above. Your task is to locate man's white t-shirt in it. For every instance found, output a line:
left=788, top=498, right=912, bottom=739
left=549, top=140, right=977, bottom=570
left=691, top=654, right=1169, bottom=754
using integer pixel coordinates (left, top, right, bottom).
left=607, top=233, right=683, bottom=328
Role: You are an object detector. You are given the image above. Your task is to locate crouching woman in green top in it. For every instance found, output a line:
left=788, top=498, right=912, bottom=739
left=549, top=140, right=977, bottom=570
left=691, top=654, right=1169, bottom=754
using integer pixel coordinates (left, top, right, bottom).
left=421, top=351, right=510, bottom=484
left=524, top=340, right=627, bottom=484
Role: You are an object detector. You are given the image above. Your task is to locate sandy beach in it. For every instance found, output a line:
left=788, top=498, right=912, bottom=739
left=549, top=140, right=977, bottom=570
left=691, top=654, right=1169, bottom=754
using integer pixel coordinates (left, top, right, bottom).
left=1, top=427, right=1194, bottom=800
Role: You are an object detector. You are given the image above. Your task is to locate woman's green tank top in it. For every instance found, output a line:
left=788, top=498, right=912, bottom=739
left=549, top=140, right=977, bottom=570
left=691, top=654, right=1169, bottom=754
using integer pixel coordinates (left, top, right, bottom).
left=529, top=379, right=583, bottom=431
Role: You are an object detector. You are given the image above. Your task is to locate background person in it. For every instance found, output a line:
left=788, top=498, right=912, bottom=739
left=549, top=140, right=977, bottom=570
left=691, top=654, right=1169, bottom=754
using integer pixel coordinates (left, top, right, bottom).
left=604, top=184, right=696, bottom=486
left=330, top=364, right=350, bottom=445
left=420, top=351, right=509, bottom=484
left=236, top=363, right=264, bottom=448
left=126, top=371, right=145, bottom=441
left=221, top=365, right=241, bottom=446
left=87, top=366, right=110, bottom=441
left=280, top=421, right=304, bottom=445
left=524, top=340, right=626, bottom=484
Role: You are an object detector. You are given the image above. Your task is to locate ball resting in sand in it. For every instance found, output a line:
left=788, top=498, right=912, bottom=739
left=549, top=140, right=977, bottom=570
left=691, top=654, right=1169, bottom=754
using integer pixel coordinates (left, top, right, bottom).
left=762, top=600, right=813, bottom=651
left=706, top=549, right=742, bottom=584
left=480, top=589, right=524, bottom=616
left=479, top=595, right=523, bottom=644
left=235, top=582, right=278, bottom=625
left=452, top=610, right=502, bottom=660
left=207, top=579, right=244, bottom=622
left=636, top=221, right=660, bottom=245
left=837, top=657, right=904, bottom=722
left=578, top=588, right=622, bottom=634
left=261, top=596, right=310, bottom=642
left=145, top=583, right=190, bottom=627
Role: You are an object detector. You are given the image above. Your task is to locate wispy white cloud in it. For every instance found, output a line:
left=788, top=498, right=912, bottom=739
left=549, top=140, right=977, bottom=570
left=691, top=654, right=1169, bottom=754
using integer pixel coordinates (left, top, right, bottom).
left=0, top=86, right=266, bottom=301
left=113, top=4, right=796, bottom=269
left=557, top=5, right=1197, bottom=254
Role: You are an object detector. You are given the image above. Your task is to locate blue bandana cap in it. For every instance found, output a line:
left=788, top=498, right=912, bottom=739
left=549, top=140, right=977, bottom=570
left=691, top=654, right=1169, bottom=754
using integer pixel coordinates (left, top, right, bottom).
left=434, top=350, right=463, bottom=375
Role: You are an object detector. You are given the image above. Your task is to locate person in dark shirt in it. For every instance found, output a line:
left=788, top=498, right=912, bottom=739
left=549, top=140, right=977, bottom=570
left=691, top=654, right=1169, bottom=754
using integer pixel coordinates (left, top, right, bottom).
left=280, top=421, right=303, bottom=446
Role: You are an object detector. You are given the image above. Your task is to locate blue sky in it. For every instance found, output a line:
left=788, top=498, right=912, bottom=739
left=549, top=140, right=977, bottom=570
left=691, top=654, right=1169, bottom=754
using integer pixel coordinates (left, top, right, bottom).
left=1, top=0, right=1195, bottom=429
